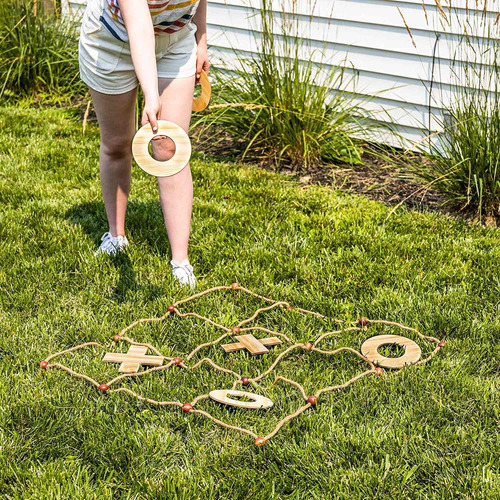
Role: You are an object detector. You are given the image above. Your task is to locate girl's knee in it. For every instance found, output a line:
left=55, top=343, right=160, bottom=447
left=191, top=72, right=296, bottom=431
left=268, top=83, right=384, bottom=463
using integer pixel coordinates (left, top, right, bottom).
left=101, top=136, right=133, bottom=161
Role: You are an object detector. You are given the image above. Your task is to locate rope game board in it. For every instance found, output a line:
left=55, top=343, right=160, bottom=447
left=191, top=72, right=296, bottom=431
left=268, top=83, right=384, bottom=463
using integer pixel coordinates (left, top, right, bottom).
left=40, top=284, right=445, bottom=446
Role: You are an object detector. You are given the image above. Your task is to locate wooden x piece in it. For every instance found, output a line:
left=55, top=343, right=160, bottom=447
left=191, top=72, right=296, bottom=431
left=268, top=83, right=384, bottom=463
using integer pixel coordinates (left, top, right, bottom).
left=103, top=345, right=164, bottom=373
left=222, top=334, right=282, bottom=355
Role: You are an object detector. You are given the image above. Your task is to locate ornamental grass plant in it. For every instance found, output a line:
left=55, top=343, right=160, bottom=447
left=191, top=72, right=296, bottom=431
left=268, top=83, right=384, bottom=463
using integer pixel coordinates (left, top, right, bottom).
left=193, top=0, right=369, bottom=171
left=0, top=0, right=85, bottom=100
left=396, top=1, right=500, bottom=224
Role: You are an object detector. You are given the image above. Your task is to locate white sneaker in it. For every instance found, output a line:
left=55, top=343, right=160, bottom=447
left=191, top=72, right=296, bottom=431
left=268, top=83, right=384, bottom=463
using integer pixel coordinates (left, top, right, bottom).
left=170, top=259, right=197, bottom=288
left=95, top=232, right=129, bottom=256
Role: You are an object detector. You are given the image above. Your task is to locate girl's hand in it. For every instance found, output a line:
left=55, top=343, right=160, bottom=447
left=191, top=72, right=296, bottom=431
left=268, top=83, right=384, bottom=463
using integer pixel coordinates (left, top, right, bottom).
left=141, top=94, right=162, bottom=133
left=195, top=42, right=209, bottom=83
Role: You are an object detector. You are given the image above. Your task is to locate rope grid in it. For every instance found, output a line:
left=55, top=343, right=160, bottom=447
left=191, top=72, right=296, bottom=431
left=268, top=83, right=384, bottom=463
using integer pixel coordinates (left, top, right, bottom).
left=40, top=284, right=445, bottom=446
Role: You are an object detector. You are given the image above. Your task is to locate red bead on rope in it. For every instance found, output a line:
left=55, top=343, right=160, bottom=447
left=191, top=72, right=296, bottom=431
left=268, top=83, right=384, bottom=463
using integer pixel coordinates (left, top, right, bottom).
left=241, top=376, right=250, bottom=386
left=231, top=283, right=241, bottom=290
left=286, top=304, right=293, bottom=311
left=438, top=341, right=446, bottom=347
left=254, top=437, right=266, bottom=447
left=99, top=384, right=109, bottom=393
left=167, top=305, right=176, bottom=313
left=39, top=360, right=48, bottom=370
left=173, top=357, right=182, bottom=366
left=113, top=335, right=120, bottom=342
left=375, top=367, right=384, bottom=377
left=303, top=342, right=313, bottom=351
left=182, top=403, right=193, bottom=413
left=232, top=326, right=241, bottom=334
left=307, top=395, right=318, bottom=406
left=358, top=317, right=368, bottom=327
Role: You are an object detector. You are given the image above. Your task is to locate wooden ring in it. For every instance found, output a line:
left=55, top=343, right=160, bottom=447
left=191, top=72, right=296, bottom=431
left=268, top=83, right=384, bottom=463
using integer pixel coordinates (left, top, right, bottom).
left=360, top=334, right=421, bottom=369
left=209, top=390, right=273, bottom=409
left=132, top=120, right=191, bottom=177
left=192, top=69, right=211, bottom=112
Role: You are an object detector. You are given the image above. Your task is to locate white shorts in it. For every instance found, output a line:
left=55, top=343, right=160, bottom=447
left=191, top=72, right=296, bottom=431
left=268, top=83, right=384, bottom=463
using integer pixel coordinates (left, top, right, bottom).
left=78, top=1, right=198, bottom=95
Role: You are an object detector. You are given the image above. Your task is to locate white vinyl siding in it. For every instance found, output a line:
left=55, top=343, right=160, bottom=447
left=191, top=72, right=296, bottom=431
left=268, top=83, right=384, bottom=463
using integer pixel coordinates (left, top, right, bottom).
left=63, top=0, right=498, bottom=147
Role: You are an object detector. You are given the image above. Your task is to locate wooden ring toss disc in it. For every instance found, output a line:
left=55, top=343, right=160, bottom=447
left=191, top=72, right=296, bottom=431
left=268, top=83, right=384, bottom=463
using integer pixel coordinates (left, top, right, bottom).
left=192, top=69, right=211, bottom=112
left=209, top=390, right=273, bottom=409
left=361, top=334, right=421, bottom=369
left=132, top=120, right=191, bottom=177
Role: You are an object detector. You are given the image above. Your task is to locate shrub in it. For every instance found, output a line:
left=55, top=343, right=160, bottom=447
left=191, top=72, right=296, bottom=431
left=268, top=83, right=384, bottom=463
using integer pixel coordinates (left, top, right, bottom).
left=0, top=0, right=85, bottom=100
left=194, top=0, right=368, bottom=171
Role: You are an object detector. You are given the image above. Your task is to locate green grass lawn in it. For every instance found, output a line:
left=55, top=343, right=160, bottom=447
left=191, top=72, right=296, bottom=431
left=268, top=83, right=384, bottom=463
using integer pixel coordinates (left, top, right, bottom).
left=0, top=106, right=499, bottom=499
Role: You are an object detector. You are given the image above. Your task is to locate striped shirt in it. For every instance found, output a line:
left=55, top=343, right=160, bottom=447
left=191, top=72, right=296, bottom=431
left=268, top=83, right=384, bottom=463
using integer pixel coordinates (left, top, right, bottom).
left=100, top=0, right=200, bottom=42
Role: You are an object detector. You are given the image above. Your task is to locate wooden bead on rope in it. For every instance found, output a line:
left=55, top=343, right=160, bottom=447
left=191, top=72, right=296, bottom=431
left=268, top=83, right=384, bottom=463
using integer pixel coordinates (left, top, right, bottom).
left=167, top=305, right=176, bottom=313
left=99, top=384, right=109, bottom=393
left=438, top=341, right=446, bottom=347
left=303, top=342, right=313, bottom=351
left=192, top=69, right=211, bottom=112
left=375, top=367, right=384, bottom=377
left=307, top=395, right=318, bottom=406
left=358, top=317, right=368, bottom=327
left=132, top=120, right=191, bottom=177
left=39, top=360, right=48, bottom=370
left=173, top=357, right=182, bottom=366
left=232, top=326, right=241, bottom=334
left=241, top=376, right=250, bottom=386
left=182, top=403, right=193, bottom=413
left=113, top=335, right=120, bottom=342
left=254, top=437, right=266, bottom=447
left=231, top=283, right=241, bottom=290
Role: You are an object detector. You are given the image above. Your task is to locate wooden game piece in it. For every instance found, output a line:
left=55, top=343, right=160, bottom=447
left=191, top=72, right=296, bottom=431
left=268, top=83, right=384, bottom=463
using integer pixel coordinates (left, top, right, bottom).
left=222, top=334, right=282, bottom=355
left=132, top=120, right=191, bottom=177
left=192, top=69, right=211, bottom=112
left=103, top=345, right=164, bottom=373
left=360, top=334, right=421, bottom=369
left=209, top=390, right=273, bottom=409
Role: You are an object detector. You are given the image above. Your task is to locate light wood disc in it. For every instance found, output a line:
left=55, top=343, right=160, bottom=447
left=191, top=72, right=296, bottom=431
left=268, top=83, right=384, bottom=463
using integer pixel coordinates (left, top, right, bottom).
left=361, top=334, right=421, bottom=369
left=131, top=120, right=191, bottom=177
left=192, top=69, right=211, bottom=112
left=209, top=390, right=273, bottom=409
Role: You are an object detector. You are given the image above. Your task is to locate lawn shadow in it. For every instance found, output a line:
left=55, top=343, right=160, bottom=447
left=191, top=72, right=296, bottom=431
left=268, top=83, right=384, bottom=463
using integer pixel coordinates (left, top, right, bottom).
left=65, top=200, right=167, bottom=302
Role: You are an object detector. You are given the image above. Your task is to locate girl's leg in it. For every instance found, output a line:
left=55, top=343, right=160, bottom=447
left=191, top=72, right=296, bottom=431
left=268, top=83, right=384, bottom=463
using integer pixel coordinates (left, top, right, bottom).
left=151, top=76, right=196, bottom=263
left=90, top=86, right=138, bottom=237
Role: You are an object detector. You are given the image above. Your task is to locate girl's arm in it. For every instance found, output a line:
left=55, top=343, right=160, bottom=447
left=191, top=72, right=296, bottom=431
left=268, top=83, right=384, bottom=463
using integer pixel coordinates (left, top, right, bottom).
left=119, top=0, right=160, bottom=132
left=192, top=0, right=209, bottom=82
